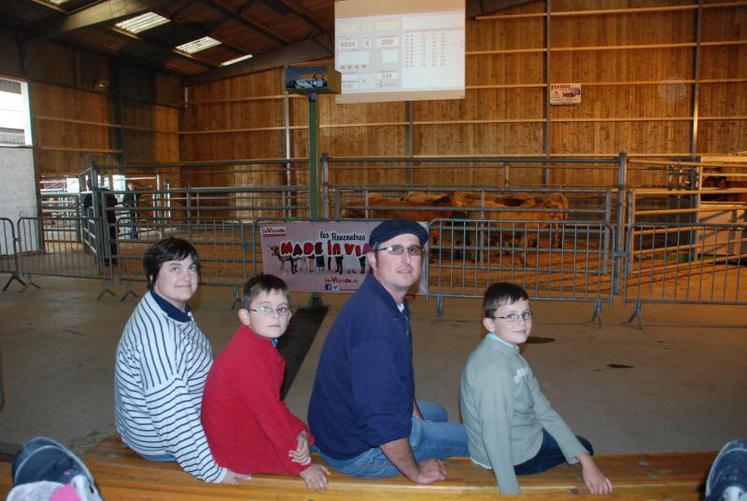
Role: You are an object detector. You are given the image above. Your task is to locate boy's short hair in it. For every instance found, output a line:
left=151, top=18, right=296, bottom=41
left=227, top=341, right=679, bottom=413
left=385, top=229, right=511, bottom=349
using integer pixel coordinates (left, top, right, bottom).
left=143, top=237, right=200, bottom=288
left=241, top=274, right=289, bottom=309
left=483, top=282, right=529, bottom=318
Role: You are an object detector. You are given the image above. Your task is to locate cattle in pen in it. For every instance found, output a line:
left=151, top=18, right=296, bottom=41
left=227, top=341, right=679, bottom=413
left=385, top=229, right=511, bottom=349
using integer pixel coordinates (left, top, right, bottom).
left=339, top=191, right=569, bottom=261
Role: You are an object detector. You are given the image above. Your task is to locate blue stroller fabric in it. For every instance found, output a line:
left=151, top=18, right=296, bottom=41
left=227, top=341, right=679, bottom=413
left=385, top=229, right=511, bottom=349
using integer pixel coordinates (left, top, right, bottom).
left=10, top=436, right=103, bottom=501
left=705, top=439, right=747, bottom=501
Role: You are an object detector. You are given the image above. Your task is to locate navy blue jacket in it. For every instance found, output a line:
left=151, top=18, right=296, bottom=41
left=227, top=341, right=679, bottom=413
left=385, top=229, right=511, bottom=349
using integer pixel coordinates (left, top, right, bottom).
left=308, top=273, right=415, bottom=459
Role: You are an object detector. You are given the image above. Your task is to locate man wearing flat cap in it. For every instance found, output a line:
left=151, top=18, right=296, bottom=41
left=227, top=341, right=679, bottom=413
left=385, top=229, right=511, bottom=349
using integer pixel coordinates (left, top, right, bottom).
left=308, top=219, right=468, bottom=484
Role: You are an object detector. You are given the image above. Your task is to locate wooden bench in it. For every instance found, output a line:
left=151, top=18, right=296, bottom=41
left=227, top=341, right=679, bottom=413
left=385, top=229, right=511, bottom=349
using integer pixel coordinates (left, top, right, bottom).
left=1, top=436, right=715, bottom=499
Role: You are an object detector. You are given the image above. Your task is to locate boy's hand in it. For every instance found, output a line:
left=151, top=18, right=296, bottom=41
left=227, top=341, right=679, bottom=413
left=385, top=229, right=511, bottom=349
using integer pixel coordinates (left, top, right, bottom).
left=578, top=454, right=613, bottom=494
left=299, top=463, right=330, bottom=490
left=289, top=431, right=311, bottom=465
left=221, top=468, right=252, bottom=484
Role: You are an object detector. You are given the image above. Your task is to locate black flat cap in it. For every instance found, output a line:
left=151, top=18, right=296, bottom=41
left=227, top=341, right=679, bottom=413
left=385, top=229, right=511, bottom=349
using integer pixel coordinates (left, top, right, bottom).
left=368, top=219, right=429, bottom=249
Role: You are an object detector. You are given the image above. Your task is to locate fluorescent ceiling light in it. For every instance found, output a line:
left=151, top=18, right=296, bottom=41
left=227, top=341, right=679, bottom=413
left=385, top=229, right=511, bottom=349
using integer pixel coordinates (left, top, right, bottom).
left=46, top=0, right=70, bottom=4
left=221, top=54, right=254, bottom=66
left=175, top=36, right=221, bottom=54
left=115, top=12, right=170, bottom=34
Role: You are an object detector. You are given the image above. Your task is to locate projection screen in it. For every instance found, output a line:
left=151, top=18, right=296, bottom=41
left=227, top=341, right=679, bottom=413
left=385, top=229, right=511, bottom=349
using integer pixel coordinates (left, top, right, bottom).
left=335, top=0, right=465, bottom=104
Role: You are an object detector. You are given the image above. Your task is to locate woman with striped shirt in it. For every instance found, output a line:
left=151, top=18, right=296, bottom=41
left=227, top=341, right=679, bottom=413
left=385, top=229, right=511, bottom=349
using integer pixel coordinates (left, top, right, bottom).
left=114, top=237, right=249, bottom=483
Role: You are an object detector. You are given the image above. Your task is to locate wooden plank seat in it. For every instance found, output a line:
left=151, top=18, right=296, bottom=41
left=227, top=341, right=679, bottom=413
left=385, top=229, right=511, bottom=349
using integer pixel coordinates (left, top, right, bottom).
left=1, top=436, right=716, bottom=499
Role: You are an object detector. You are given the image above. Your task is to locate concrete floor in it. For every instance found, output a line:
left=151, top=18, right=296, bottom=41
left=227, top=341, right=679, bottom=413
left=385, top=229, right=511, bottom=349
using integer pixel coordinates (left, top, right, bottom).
left=0, top=275, right=745, bottom=457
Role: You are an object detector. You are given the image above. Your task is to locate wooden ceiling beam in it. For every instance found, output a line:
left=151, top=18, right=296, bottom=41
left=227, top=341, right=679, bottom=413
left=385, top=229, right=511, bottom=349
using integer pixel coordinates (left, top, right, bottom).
left=275, top=0, right=330, bottom=35
left=466, top=0, right=536, bottom=18
left=186, top=34, right=331, bottom=83
left=104, top=26, right=219, bottom=70
left=29, top=0, right=67, bottom=15
left=203, top=0, right=291, bottom=45
left=31, top=0, right=176, bottom=38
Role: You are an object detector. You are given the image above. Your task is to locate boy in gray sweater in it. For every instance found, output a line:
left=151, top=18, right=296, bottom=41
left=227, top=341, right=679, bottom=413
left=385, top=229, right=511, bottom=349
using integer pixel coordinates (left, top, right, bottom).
left=460, top=282, right=612, bottom=495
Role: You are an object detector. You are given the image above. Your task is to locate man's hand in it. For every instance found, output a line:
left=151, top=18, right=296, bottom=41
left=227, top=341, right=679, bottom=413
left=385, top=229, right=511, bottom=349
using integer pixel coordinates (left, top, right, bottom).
left=289, top=431, right=312, bottom=465
left=578, top=454, right=613, bottom=494
left=299, top=463, right=330, bottom=490
left=413, top=458, right=447, bottom=484
left=221, top=468, right=252, bottom=484
left=380, top=438, right=448, bottom=484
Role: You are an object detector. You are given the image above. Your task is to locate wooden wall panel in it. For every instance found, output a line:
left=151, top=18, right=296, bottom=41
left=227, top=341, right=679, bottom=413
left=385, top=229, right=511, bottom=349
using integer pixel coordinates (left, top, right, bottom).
left=179, top=0, right=747, bottom=189
left=415, top=123, right=543, bottom=155
left=122, top=103, right=180, bottom=163
left=551, top=11, right=694, bottom=46
left=415, top=88, right=543, bottom=121
left=550, top=48, right=694, bottom=83
left=467, top=53, right=545, bottom=86
left=697, top=122, right=747, bottom=155
left=551, top=85, right=691, bottom=120
left=467, top=10, right=544, bottom=51
left=699, top=83, right=747, bottom=117
left=699, top=45, right=747, bottom=79
left=31, top=83, right=116, bottom=176
left=701, top=3, right=747, bottom=42
left=321, top=126, right=407, bottom=157
left=187, top=69, right=285, bottom=102
left=551, top=121, right=692, bottom=155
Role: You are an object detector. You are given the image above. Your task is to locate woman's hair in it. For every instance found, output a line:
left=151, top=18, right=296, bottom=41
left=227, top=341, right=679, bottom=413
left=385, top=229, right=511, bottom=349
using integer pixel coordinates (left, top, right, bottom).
left=143, top=237, right=200, bottom=288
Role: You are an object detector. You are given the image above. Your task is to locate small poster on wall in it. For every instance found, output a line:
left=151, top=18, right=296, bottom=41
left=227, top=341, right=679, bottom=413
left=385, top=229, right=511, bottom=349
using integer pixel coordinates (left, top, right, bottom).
left=259, top=221, right=429, bottom=294
left=550, top=83, right=581, bottom=105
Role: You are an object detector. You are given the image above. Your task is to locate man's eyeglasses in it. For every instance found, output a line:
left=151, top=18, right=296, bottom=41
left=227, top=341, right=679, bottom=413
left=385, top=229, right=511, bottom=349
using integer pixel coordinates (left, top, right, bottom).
left=248, top=305, right=291, bottom=317
left=494, top=311, right=534, bottom=323
left=375, top=245, right=425, bottom=256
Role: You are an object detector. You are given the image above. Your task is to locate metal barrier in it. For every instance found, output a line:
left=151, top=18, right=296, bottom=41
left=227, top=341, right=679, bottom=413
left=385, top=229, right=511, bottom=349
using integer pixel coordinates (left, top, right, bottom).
left=0, top=217, right=25, bottom=291
left=16, top=216, right=115, bottom=297
left=623, top=221, right=747, bottom=325
left=116, top=217, right=251, bottom=302
left=427, top=218, right=615, bottom=323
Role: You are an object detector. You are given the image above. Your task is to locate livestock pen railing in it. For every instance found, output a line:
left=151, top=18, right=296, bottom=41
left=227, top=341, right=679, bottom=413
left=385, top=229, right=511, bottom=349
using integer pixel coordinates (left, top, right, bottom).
left=623, top=222, right=747, bottom=325
left=4, top=154, right=745, bottom=321
left=14, top=216, right=115, bottom=298
left=426, top=217, right=615, bottom=322
left=622, top=187, right=747, bottom=325
left=0, top=217, right=24, bottom=291
left=115, top=217, right=253, bottom=302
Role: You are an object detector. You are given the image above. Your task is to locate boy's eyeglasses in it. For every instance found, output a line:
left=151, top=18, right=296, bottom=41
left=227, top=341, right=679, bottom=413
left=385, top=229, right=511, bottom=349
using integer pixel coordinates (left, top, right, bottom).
left=249, top=305, right=291, bottom=317
left=375, top=245, right=425, bottom=256
left=494, top=311, right=534, bottom=322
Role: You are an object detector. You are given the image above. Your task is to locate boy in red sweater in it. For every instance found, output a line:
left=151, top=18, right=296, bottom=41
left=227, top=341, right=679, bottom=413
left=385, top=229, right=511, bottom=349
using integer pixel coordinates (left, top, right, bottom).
left=202, top=274, right=330, bottom=489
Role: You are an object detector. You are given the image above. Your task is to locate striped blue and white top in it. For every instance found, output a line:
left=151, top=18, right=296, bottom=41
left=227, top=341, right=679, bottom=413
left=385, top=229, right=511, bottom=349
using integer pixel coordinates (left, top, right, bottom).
left=114, top=290, right=225, bottom=482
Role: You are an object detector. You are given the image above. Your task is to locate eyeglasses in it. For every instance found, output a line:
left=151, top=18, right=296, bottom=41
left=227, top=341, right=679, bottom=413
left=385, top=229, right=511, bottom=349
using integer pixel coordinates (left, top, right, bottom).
left=494, top=311, right=534, bottom=323
left=375, top=245, right=425, bottom=256
left=248, top=305, right=291, bottom=317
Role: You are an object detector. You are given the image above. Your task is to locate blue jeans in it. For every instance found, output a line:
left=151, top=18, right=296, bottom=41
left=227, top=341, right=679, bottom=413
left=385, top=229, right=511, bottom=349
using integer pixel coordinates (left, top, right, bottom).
left=514, top=429, right=594, bottom=475
left=321, top=400, right=469, bottom=479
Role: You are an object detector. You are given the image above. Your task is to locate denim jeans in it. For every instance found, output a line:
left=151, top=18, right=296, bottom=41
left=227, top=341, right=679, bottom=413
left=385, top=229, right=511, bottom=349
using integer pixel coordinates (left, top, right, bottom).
left=514, top=429, right=594, bottom=475
left=320, top=400, right=469, bottom=479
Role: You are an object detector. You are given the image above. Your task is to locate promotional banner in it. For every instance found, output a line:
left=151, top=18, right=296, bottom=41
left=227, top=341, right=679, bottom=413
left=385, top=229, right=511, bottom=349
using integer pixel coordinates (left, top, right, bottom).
left=550, top=83, right=581, bottom=105
left=259, top=221, right=428, bottom=294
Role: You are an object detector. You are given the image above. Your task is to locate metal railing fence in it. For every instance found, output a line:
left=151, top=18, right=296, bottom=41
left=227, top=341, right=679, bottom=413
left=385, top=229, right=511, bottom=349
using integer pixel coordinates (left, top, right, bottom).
left=115, top=217, right=252, bottom=296
left=427, top=218, right=615, bottom=320
left=623, top=222, right=746, bottom=316
left=16, top=216, right=112, bottom=282
left=1, top=217, right=24, bottom=291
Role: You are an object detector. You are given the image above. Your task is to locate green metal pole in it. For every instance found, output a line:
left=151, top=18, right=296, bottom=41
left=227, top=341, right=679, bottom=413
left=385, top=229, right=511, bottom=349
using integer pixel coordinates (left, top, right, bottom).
left=308, top=92, right=320, bottom=219
left=307, top=92, right=323, bottom=307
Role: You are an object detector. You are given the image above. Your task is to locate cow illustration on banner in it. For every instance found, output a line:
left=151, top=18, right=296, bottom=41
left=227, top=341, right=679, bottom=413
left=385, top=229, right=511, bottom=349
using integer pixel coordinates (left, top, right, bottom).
left=259, top=220, right=428, bottom=294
